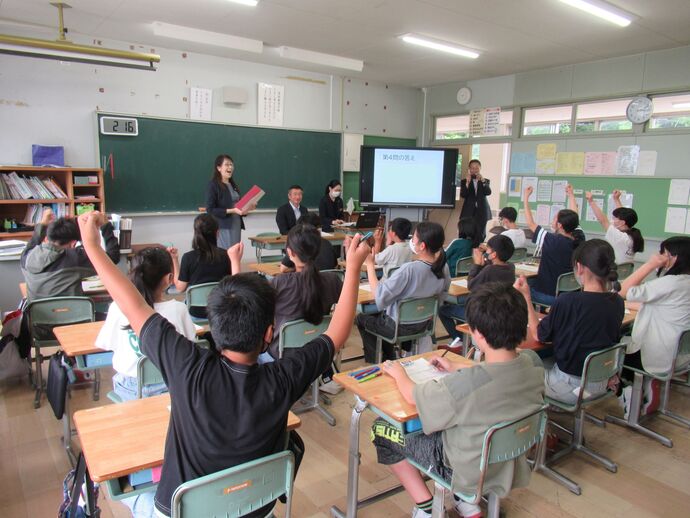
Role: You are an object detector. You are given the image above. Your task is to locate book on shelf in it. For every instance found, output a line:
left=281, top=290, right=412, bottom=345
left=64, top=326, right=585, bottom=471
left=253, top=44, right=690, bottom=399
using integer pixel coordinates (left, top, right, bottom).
left=22, top=203, right=68, bottom=225
left=235, top=185, right=265, bottom=212
left=0, top=172, right=68, bottom=200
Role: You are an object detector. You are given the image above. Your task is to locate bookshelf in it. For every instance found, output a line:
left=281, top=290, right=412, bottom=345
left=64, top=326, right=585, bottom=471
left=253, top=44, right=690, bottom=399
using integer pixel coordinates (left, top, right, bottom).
left=0, top=166, right=105, bottom=241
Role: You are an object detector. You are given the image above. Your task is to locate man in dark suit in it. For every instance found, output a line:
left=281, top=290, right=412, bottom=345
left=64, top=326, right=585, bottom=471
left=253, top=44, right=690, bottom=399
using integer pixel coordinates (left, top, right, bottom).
left=276, top=184, right=308, bottom=235
left=459, top=159, right=492, bottom=243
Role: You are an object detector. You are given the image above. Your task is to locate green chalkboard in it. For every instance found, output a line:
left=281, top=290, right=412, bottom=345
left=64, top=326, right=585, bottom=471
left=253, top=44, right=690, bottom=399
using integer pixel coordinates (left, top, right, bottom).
left=502, top=176, right=679, bottom=240
left=97, top=114, right=341, bottom=212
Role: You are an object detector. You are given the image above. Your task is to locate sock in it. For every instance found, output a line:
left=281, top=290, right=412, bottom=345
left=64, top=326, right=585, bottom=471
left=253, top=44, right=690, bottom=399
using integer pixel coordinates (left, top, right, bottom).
left=416, top=497, right=433, bottom=514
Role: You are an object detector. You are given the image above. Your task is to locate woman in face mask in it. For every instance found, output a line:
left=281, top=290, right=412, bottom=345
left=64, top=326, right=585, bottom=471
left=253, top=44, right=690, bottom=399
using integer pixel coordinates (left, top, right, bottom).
left=514, top=239, right=624, bottom=404
left=319, top=179, right=345, bottom=232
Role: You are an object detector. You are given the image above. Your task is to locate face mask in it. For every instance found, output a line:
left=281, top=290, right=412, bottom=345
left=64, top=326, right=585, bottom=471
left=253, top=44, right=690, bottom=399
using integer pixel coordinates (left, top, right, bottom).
left=409, top=240, right=417, bottom=254
left=331, top=190, right=341, bottom=198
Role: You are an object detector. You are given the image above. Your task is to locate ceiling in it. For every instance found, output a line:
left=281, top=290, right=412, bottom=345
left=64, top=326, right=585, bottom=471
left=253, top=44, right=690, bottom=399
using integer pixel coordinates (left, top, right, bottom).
left=2, top=0, right=690, bottom=87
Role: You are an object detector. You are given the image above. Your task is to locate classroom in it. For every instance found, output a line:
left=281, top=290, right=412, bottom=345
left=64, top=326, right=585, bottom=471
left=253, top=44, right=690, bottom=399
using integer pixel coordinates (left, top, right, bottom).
left=1, top=1, right=690, bottom=517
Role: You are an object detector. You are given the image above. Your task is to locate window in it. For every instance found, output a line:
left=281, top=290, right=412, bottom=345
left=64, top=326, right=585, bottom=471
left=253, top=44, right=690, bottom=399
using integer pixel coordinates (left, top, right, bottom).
left=649, top=93, right=690, bottom=130
left=435, top=110, right=513, bottom=139
left=575, top=99, right=632, bottom=133
left=522, top=105, right=572, bottom=135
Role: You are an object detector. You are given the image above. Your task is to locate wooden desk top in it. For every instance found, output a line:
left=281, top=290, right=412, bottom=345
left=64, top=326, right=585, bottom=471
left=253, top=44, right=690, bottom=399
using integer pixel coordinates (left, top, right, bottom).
left=248, top=262, right=283, bottom=276
left=334, top=351, right=470, bottom=423
left=19, top=279, right=108, bottom=299
left=74, top=394, right=301, bottom=482
left=249, top=233, right=346, bottom=245
left=356, top=277, right=468, bottom=305
left=513, top=262, right=540, bottom=278
left=54, top=320, right=209, bottom=357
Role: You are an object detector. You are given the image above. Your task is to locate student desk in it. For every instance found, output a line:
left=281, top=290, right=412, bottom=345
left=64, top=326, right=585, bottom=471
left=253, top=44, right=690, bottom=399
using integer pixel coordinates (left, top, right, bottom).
left=513, top=262, right=540, bottom=278
left=73, top=394, right=301, bottom=502
left=331, top=351, right=470, bottom=518
left=356, top=277, right=469, bottom=307
left=248, top=261, right=283, bottom=277
left=249, top=233, right=346, bottom=263
left=19, top=279, right=110, bottom=301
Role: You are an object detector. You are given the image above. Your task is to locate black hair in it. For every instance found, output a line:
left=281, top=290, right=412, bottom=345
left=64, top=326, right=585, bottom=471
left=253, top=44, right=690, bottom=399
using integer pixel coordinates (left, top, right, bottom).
left=192, top=214, right=222, bottom=263
left=287, top=223, right=327, bottom=324
left=288, top=184, right=303, bottom=192
left=612, top=207, right=644, bottom=254
left=47, top=217, right=80, bottom=245
left=324, top=179, right=341, bottom=195
left=498, top=206, right=517, bottom=223
left=207, top=273, right=276, bottom=353
left=465, top=283, right=527, bottom=351
left=390, top=218, right=412, bottom=241
left=297, top=212, right=322, bottom=228
left=468, top=159, right=482, bottom=167
left=458, top=217, right=479, bottom=248
left=414, top=221, right=446, bottom=279
left=487, top=234, right=515, bottom=262
left=557, top=209, right=579, bottom=234
left=128, top=247, right=173, bottom=307
left=572, top=239, right=619, bottom=292
left=660, top=236, right=690, bottom=276
left=212, top=154, right=239, bottom=193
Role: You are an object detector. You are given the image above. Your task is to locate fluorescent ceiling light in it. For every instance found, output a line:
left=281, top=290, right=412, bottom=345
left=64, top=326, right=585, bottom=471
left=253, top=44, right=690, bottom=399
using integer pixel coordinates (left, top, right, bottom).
left=226, top=0, right=259, bottom=6
left=671, top=102, right=690, bottom=109
left=400, top=34, right=479, bottom=59
left=152, top=22, right=263, bottom=53
left=558, top=0, right=636, bottom=27
left=278, top=46, right=363, bottom=72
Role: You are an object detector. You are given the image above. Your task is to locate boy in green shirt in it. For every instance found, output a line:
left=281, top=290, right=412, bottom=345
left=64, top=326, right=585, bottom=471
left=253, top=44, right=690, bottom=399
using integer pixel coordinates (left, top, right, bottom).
left=373, top=282, right=545, bottom=518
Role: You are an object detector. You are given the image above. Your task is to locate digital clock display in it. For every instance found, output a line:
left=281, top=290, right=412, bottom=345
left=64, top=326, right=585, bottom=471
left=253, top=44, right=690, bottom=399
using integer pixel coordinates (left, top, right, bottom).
left=100, top=117, right=139, bottom=136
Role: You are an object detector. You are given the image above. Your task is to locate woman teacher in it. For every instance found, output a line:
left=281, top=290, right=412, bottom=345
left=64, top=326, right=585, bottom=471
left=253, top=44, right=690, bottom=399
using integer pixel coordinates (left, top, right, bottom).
left=319, top=179, right=345, bottom=232
left=205, top=154, right=254, bottom=249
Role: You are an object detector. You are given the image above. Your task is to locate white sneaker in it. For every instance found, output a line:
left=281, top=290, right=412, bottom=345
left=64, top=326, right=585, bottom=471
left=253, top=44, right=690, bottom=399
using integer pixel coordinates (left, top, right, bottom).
left=411, top=507, right=433, bottom=518
left=455, top=500, right=482, bottom=518
left=319, top=380, right=343, bottom=395
left=618, top=385, right=632, bottom=421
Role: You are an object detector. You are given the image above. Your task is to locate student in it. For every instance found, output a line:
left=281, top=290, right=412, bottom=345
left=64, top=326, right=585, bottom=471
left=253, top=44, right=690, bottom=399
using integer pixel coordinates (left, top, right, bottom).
left=497, top=206, right=526, bottom=248
left=439, top=234, right=516, bottom=338
left=168, top=214, right=233, bottom=319
left=95, top=247, right=197, bottom=401
left=445, top=217, right=476, bottom=276
left=585, top=189, right=644, bottom=264
left=279, top=213, right=337, bottom=272
left=357, top=222, right=450, bottom=363
left=275, top=184, right=308, bottom=235
left=372, top=283, right=545, bottom=518
left=319, top=179, right=345, bottom=232
left=516, top=239, right=624, bottom=404
left=76, top=210, right=370, bottom=518
left=617, top=236, right=690, bottom=416
left=372, top=217, right=413, bottom=277
left=21, top=215, right=120, bottom=300
left=523, top=185, right=585, bottom=306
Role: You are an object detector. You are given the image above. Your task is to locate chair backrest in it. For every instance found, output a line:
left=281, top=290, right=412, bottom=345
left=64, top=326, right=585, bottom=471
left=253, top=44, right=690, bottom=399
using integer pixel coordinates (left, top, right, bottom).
left=135, top=356, right=165, bottom=399
left=474, top=405, right=547, bottom=498
left=256, top=232, right=281, bottom=238
left=320, top=269, right=345, bottom=281
left=278, top=316, right=332, bottom=358
left=572, top=343, right=625, bottom=407
left=508, top=247, right=527, bottom=263
left=26, top=297, right=95, bottom=343
left=555, top=272, right=580, bottom=296
left=455, top=256, right=473, bottom=276
left=617, top=262, right=635, bottom=280
left=672, top=329, right=690, bottom=374
left=185, top=282, right=219, bottom=310
left=171, top=450, right=294, bottom=518
left=390, top=296, right=439, bottom=344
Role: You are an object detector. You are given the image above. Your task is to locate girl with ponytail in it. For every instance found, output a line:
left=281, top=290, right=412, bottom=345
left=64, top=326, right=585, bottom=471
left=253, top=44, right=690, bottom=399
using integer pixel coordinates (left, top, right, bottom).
left=514, top=239, right=624, bottom=404
left=96, top=247, right=197, bottom=401
left=585, top=189, right=644, bottom=264
left=357, top=221, right=451, bottom=363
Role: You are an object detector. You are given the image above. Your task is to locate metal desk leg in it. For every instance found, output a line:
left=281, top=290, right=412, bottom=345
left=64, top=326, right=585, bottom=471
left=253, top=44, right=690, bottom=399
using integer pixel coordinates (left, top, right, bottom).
left=93, top=369, right=101, bottom=401
left=62, top=389, right=77, bottom=467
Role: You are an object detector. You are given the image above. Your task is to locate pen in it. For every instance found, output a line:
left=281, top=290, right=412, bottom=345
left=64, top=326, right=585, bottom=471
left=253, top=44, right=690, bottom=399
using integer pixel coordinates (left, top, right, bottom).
left=358, top=371, right=382, bottom=383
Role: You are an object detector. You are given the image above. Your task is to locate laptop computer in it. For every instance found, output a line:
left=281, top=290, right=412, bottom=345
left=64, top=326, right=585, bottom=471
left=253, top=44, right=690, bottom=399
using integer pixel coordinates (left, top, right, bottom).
left=355, top=211, right=380, bottom=229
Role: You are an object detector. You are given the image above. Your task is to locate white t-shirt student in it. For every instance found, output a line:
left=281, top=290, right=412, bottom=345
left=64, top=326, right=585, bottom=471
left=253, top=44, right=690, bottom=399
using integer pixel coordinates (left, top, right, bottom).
left=96, top=300, right=196, bottom=377
left=375, top=241, right=413, bottom=277
left=501, top=228, right=527, bottom=249
left=605, top=225, right=635, bottom=264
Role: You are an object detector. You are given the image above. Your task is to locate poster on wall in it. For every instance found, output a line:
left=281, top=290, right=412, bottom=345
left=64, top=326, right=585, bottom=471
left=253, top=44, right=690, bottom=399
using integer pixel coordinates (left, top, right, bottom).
left=469, top=107, right=501, bottom=136
left=258, top=83, right=285, bottom=127
left=190, top=87, right=213, bottom=121
left=616, top=145, right=639, bottom=176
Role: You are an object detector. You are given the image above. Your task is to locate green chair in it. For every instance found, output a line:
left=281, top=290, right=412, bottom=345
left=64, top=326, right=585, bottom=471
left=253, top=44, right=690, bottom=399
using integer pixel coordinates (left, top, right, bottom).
left=508, top=247, right=528, bottom=263
left=408, top=405, right=547, bottom=518
left=455, top=256, right=473, bottom=276
left=370, top=296, right=439, bottom=364
left=256, top=232, right=283, bottom=263
left=555, top=271, right=581, bottom=297
left=617, top=262, right=635, bottom=280
left=184, top=282, right=219, bottom=326
left=605, top=330, right=690, bottom=448
left=320, top=269, right=345, bottom=281
left=279, top=316, right=335, bottom=426
left=171, top=450, right=294, bottom=518
left=107, top=355, right=166, bottom=403
left=535, top=343, right=626, bottom=495
left=26, top=296, right=95, bottom=408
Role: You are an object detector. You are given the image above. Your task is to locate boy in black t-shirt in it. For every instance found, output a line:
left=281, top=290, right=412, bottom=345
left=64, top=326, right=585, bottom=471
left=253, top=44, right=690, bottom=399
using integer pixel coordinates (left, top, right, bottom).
left=76, top=211, right=371, bottom=518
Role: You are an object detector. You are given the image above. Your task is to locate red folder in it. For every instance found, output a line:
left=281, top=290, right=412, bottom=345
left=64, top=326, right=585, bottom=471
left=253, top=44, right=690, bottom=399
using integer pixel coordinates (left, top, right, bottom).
left=235, top=185, right=265, bottom=211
